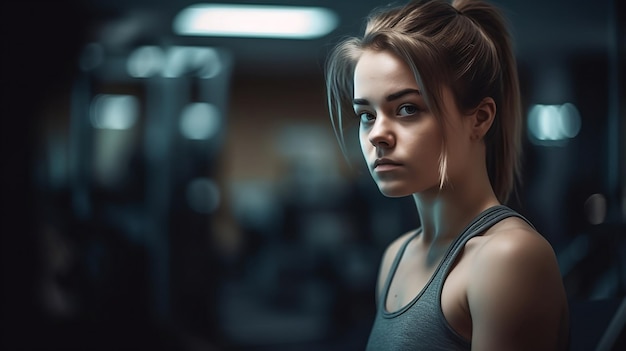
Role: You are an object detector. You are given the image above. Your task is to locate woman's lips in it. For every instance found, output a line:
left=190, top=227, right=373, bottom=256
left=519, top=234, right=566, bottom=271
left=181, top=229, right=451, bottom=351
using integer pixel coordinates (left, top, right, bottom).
left=373, top=158, right=402, bottom=171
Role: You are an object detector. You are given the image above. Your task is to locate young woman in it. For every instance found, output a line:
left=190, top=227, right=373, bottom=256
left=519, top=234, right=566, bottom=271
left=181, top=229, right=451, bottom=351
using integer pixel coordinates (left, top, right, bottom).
left=325, top=0, right=569, bottom=349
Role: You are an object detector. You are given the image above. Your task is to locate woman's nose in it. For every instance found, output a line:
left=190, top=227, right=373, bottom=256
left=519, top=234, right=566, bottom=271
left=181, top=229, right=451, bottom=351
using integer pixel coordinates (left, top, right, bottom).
left=368, top=117, right=395, bottom=148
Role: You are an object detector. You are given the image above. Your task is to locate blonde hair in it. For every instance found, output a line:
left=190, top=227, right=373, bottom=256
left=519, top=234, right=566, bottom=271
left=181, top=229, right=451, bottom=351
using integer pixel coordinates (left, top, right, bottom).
left=325, top=0, right=521, bottom=204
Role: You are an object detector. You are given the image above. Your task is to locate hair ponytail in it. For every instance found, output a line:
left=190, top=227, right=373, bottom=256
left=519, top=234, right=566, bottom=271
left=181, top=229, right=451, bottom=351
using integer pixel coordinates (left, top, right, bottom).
left=452, top=0, right=522, bottom=204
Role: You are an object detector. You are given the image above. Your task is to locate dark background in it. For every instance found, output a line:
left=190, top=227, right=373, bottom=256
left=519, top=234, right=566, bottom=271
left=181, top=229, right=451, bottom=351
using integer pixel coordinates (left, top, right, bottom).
left=2, top=0, right=624, bottom=350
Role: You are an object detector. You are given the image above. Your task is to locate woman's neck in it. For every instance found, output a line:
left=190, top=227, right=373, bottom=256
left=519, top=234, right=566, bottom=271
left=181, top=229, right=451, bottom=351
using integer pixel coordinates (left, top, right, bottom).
left=412, top=170, right=500, bottom=246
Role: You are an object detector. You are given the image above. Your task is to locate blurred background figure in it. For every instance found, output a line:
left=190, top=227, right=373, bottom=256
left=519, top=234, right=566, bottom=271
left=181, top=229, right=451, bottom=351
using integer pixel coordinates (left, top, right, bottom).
left=1, top=0, right=624, bottom=350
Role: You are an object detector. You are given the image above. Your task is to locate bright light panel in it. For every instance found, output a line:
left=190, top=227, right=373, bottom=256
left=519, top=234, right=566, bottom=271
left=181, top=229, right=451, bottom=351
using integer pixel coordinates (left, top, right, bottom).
left=173, top=4, right=339, bottom=39
left=527, top=102, right=581, bottom=145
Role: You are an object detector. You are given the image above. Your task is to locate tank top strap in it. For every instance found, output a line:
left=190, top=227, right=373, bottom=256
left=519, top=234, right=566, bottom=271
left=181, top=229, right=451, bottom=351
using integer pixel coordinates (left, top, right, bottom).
left=461, top=205, right=531, bottom=242
left=379, top=229, right=422, bottom=309
left=441, top=205, right=534, bottom=272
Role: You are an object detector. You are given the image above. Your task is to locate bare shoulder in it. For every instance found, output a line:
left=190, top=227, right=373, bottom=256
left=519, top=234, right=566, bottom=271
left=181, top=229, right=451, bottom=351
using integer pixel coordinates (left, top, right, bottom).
left=471, top=216, right=563, bottom=299
left=476, top=216, right=557, bottom=266
left=468, top=216, right=569, bottom=350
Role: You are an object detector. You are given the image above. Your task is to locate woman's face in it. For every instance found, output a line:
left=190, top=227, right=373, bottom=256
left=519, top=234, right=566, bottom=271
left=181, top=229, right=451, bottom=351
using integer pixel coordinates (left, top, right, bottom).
left=353, top=49, right=470, bottom=197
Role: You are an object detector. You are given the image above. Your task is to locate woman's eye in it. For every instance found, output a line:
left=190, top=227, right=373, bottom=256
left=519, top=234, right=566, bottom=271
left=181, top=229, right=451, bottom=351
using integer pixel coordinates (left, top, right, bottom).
left=358, top=112, right=375, bottom=123
left=398, top=105, right=419, bottom=117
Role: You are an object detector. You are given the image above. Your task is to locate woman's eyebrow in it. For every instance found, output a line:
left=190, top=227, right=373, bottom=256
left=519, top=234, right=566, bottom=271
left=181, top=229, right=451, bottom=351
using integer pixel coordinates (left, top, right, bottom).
left=386, top=88, right=421, bottom=101
left=353, top=88, right=422, bottom=106
left=353, top=98, right=370, bottom=106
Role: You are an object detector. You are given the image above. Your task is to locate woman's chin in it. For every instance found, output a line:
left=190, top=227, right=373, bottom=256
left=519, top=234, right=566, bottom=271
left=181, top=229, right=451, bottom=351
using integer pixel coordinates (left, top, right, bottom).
left=377, top=184, right=413, bottom=198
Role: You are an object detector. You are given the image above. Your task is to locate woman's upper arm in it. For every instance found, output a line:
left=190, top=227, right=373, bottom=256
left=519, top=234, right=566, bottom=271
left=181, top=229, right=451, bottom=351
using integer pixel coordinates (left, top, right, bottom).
left=468, top=230, right=568, bottom=351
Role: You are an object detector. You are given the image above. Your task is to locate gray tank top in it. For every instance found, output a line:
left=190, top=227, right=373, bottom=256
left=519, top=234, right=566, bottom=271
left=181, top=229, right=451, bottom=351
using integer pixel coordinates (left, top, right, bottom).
left=366, top=205, right=533, bottom=350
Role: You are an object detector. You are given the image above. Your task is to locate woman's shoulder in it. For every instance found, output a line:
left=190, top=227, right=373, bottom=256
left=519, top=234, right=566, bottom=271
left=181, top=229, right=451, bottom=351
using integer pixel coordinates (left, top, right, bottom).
left=476, top=216, right=556, bottom=264
left=467, top=215, right=564, bottom=305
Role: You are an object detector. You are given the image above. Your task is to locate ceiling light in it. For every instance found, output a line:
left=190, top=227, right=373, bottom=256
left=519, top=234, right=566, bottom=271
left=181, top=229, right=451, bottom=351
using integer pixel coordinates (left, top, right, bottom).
left=173, top=4, right=339, bottom=39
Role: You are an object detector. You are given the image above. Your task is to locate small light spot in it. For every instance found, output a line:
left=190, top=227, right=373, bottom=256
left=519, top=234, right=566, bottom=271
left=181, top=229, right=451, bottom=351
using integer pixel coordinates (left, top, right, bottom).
left=90, top=94, right=139, bottom=130
left=186, top=178, right=220, bottom=213
left=179, top=103, right=221, bottom=140
left=559, top=103, right=581, bottom=138
left=127, top=46, right=165, bottom=78
left=162, top=46, right=223, bottom=78
left=584, top=193, right=607, bottom=225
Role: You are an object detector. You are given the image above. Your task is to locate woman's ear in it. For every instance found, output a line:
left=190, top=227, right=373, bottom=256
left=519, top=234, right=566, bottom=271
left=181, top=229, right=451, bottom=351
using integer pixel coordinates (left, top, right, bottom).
left=471, top=97, right=496, bottom=140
